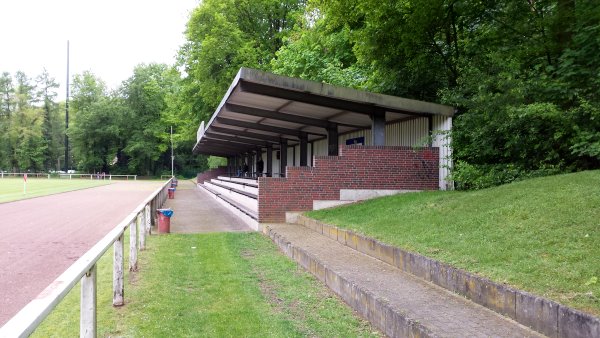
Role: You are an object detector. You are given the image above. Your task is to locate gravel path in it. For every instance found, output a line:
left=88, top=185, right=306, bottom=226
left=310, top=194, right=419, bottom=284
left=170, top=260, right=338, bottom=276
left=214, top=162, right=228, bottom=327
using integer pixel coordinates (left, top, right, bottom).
left=0, top=181, right=162, bottom=325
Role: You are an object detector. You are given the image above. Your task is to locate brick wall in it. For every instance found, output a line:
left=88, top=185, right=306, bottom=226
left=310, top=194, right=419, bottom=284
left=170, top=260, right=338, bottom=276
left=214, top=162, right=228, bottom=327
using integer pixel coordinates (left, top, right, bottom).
left=196, top=166, right=228, bottom=184
left=258, top=145, right=439, bottom=222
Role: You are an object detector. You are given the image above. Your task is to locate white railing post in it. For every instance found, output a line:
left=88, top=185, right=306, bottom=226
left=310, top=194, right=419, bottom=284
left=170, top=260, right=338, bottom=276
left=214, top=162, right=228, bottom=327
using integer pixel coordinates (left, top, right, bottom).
left=129, top=220, right=138, bottom=272
left=138, top=213, right=145, bottom=251
left=112, top=232, right=124, bottom=307
left=80, top=264, right=97, bottom=338
left=144, top=204, right=151, bottom=235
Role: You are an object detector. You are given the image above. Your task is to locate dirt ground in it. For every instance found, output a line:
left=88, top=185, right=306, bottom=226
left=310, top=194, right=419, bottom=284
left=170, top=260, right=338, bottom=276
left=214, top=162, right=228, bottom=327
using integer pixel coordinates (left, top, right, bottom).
left=0, top=181, right=163, bottom=325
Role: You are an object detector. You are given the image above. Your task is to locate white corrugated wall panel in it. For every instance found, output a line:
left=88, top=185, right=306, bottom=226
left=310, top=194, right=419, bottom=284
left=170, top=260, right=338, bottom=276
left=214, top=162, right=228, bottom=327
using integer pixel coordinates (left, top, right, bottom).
left=312, top=139, right=328, bottom=157
left=432, top=115, right=453, bottom=190
left=287, top=146, right=294, bottom=168
left=294, top=145, right=301, bottom=166
left=272, top=149, right=280, bottom=176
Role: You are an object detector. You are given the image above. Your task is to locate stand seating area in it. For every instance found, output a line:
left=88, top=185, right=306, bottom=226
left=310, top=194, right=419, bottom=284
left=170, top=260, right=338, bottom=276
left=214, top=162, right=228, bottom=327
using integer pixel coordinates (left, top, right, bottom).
left=199, top=176, right=258, bottom=225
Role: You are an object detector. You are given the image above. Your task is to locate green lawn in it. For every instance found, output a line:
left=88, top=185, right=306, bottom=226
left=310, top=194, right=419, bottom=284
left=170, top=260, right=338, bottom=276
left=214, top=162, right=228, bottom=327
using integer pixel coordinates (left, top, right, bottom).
left=0, top=178, right=110, bottom=203
left=33, top=232, right=377, bottom=337
left=307, top=170, right=600, bottom=315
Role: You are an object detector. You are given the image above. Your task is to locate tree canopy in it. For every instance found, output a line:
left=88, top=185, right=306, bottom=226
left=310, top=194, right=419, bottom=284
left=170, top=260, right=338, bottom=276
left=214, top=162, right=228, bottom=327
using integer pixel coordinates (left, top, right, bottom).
left=1, top=0, right=598, bottom=185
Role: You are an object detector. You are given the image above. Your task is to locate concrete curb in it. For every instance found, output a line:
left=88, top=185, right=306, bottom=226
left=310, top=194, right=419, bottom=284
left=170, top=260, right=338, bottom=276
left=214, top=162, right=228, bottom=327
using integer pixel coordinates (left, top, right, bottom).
left=261, top=224, right=435, bottom=338
left=294, top=215, right=600, bottom=338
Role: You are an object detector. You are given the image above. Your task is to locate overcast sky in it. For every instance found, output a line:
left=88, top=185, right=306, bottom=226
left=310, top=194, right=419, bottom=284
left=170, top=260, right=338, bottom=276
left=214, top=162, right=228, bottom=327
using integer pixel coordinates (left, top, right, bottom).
left=0, top=0, right=198, bottom=95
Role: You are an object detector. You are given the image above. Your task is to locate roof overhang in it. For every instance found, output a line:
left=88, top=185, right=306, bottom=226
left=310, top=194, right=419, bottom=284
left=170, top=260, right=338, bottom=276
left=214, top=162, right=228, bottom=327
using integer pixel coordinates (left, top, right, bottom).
left=193, top=68, right=455, bottom=156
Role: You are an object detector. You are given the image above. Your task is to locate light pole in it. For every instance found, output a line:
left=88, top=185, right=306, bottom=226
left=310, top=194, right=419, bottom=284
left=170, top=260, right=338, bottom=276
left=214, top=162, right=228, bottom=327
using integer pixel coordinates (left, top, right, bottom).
left=64, top=40, right=70, bottom=172
left=170, top=126, right=174, bottom=177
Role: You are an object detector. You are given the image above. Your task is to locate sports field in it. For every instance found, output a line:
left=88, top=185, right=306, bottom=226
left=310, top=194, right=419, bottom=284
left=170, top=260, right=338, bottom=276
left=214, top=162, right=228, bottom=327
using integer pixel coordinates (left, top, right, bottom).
left=0, top=178, right=110, bottom=203
left=0, top=180, right=164, bottom=325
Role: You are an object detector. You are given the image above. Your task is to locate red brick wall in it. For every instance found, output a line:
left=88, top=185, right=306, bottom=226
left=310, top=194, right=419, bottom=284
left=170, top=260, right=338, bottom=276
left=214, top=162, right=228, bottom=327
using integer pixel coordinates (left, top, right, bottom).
left=196, top=166, right=228, bottom=184
left=258, top=145, right=439, bottom=222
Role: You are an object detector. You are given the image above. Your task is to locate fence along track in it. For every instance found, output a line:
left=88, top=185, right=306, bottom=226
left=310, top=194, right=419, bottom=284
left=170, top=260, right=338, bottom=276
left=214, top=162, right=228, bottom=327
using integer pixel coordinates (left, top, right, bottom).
left=0, top=178, right=172, bottom=337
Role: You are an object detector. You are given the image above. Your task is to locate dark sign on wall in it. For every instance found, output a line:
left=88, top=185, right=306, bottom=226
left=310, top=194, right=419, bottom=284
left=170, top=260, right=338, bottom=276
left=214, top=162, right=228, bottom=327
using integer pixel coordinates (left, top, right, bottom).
left=345, top=137, right=365, bottom=145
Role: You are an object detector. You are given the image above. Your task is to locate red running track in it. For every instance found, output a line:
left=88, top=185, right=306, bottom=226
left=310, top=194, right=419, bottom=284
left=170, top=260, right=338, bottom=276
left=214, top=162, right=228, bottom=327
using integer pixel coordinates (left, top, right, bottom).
left=0, top=181, right=163, bottom=326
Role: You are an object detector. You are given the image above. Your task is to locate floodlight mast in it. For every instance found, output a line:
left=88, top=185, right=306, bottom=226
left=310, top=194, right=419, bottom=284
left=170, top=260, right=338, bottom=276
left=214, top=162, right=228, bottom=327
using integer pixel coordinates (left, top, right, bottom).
left=171, top=126, right=174, bottom=177
left=64, top=40, right=70, bottom=172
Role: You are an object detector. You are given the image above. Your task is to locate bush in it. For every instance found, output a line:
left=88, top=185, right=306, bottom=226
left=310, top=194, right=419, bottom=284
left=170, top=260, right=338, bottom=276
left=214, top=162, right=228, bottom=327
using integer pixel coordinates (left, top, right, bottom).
left=451, top=161, right=562, bottom=190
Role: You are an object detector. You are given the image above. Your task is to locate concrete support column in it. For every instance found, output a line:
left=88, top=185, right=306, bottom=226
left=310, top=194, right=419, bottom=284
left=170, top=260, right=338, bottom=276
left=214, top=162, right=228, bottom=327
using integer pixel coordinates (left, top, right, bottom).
left=310, top=142, right=314, bottom=166
left=327, top=123, right=338, bottom=156
left=279, top=139, right=288, bottom=177
left=256, top=147, right=262, bottom=177
left=300, top=132, right=308, bottom=166
left=245, top=153, right=249, bottom=177
left=428, top=115, right=434, bottom=146
left=371, top=109, right=386, bottom=146
left=266, top=144, right=273, bottom=177
left=234, top=155, right=238, bottom=176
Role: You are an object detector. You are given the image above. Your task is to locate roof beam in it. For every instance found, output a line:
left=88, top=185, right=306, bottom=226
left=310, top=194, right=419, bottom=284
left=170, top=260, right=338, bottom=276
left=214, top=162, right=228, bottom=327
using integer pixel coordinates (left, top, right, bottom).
left=204, top=132, right=274, bottom=148
left=199, top=139, right=257, bottom=152
left=225, top=103, right=363, bottom=129
left=210, top=126, right=296, bottom=144
left=216, top=117, right=326, bottom=138
left=239, top=79, right=431, bottom=117
left=238, top=80, right=381, bottom=116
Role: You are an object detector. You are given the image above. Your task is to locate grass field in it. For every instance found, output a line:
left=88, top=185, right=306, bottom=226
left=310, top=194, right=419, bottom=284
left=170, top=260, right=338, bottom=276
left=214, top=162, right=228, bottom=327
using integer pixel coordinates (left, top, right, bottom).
left=306, top=170, right=600, bottom=315
left=33, top=232, right=377, bottom=337
left=0, top=178, right=110, bottom=203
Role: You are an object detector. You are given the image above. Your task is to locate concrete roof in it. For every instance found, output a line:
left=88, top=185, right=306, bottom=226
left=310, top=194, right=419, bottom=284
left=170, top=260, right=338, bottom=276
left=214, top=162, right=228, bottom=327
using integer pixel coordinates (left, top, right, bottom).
left=193, top=68, right=455, bottom=156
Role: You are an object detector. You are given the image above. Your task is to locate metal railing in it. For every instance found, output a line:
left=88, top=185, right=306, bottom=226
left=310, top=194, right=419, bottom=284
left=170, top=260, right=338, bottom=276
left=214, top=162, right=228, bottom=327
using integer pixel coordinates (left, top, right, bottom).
left=0, top=172, right=50, bottom=179
left=0, top=178, right=172, bottom=337
left=58, top=174, right=137, bottom=180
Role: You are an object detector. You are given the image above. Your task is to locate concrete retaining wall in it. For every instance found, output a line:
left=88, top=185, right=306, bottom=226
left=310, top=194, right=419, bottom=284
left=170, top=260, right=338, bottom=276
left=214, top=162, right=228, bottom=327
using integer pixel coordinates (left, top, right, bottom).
left=262, top=224, right=435, bottom=338
left=294, top=215, right=600, bottom=338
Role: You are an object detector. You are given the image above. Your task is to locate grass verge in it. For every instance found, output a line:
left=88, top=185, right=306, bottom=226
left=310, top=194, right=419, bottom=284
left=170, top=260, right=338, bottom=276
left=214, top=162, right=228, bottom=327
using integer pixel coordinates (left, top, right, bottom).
left=33, top=232, right=377, bottom=337
left=306, top=170, right=600, bottom=315
left=0, top=178, right=110, bottom=203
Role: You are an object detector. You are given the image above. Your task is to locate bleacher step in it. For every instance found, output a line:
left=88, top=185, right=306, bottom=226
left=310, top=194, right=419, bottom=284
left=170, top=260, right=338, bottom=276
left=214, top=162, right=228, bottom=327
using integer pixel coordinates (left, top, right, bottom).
left=203, top=181, right=257, bottom=212
left=198, top=184, right=258, bottom=230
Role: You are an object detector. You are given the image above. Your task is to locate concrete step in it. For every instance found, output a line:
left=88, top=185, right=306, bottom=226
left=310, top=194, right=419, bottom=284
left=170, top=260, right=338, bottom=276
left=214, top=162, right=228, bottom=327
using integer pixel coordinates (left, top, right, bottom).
left=198, top=184, right=259, bottom=231
left=286, top=215, right=600, bottom=338
left=211, top=178, right=258, bottom=196
left=263, top=222, right=544, bottom=338
left=204, top=181, right=258, bottom=213
left=216, top=176, right=258, bottom=187
left=312, top=200, right=356, bottom=210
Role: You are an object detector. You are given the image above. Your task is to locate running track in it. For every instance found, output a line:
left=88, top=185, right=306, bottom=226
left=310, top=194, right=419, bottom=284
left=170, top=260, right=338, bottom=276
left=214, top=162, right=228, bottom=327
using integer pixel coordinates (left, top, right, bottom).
left=0, top=181, right=163, bottom=325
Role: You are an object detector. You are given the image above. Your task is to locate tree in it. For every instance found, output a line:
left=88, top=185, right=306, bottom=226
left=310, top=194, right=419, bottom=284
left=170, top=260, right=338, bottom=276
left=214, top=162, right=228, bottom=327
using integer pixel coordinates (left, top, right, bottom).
left=70, top=71, right=108, bottom=171
left=121, top=63, right=179, bottom=175
left=36, top=69, right=60, bottom=170
left=69, top=96, right=126, bottom=173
